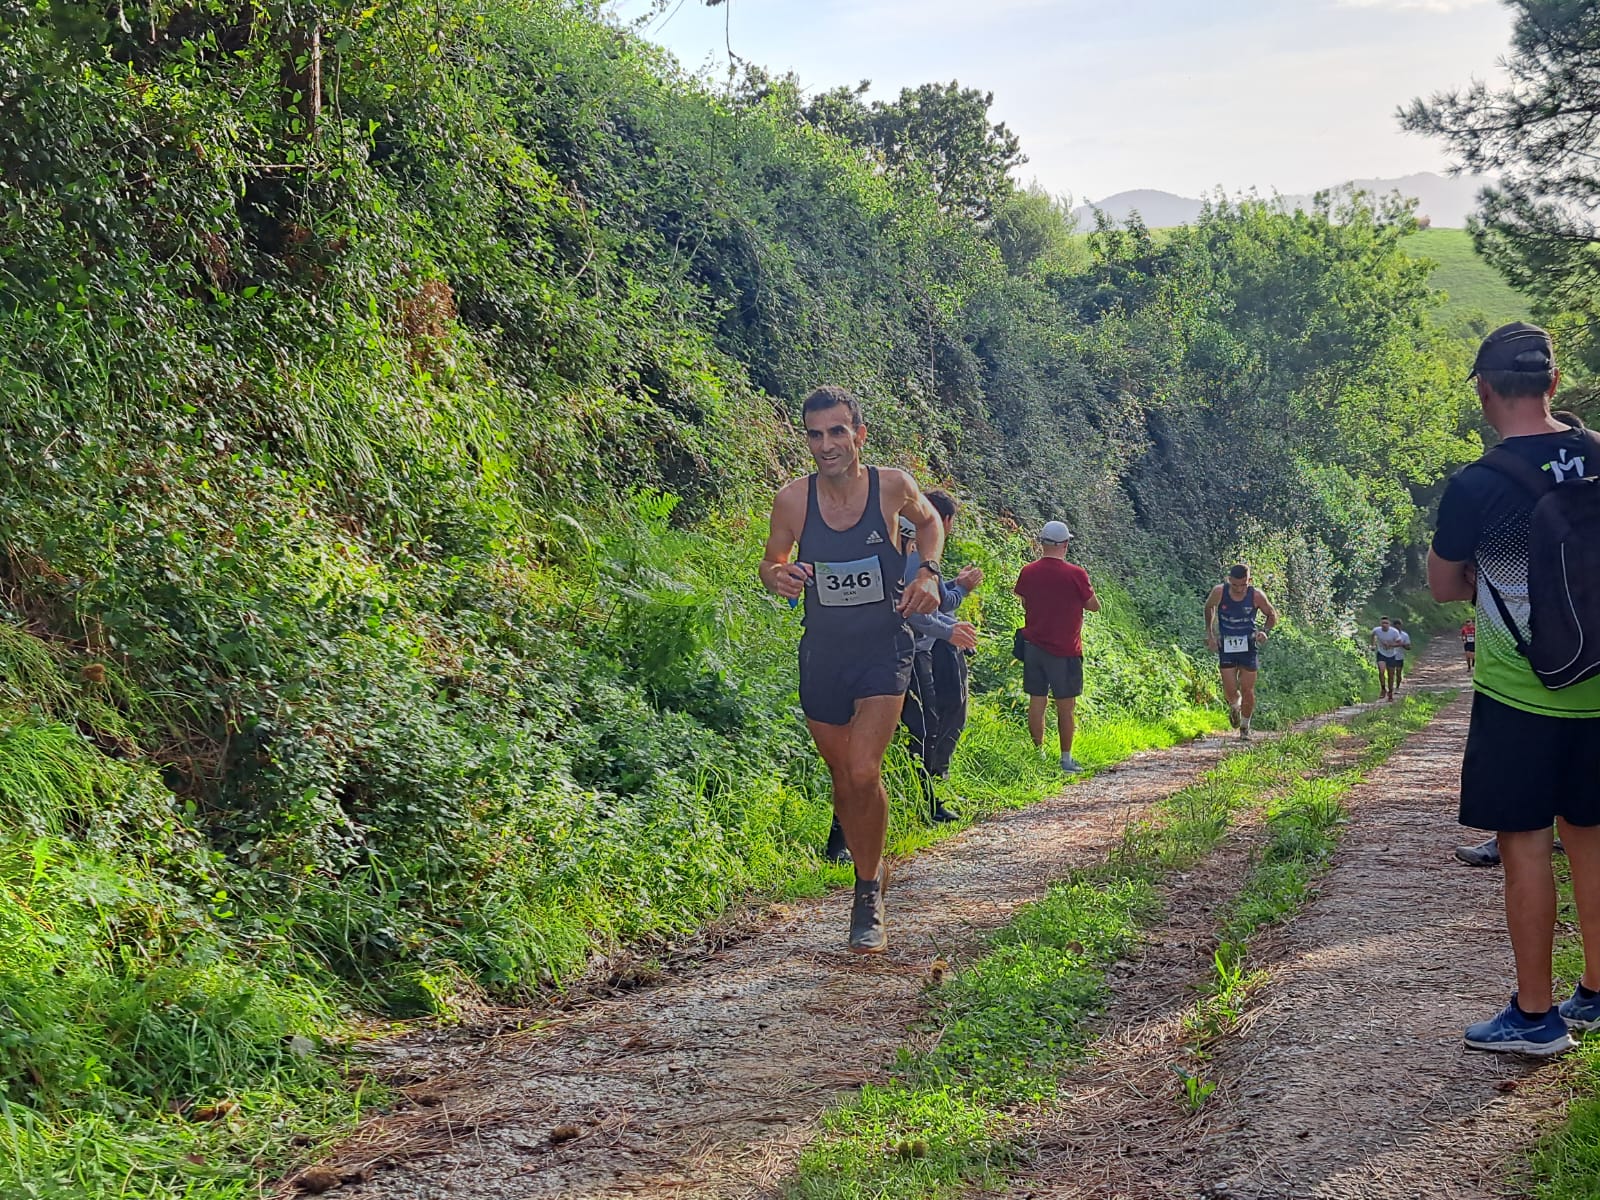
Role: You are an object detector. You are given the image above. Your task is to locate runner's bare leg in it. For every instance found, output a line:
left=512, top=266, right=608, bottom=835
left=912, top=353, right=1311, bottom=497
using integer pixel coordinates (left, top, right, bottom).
left=808, top=693, right=904, bottom=884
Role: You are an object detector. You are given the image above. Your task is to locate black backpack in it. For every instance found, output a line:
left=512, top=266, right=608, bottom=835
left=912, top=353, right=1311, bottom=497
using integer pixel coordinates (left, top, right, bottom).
left=1479, top=420, right=1600, bottom=690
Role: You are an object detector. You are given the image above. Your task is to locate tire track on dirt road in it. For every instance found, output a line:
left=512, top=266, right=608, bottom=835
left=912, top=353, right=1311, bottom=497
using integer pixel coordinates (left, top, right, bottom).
left=1007, top=650, right=1575, bottom=1200
left=309, top=666, right=1437, bottom=1200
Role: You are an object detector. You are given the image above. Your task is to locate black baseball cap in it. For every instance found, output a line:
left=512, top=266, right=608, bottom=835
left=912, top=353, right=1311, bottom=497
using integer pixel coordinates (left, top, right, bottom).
left=1468, top=322, right=1554, bottom=380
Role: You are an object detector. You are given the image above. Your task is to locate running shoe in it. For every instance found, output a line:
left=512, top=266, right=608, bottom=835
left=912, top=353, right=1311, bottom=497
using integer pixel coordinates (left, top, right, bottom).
left=825, top=817, right=852, bottom=865
left=1228, top=704, right=1241, bottom=730
left=1560, top=985, right=1600, bottom=1032
left=1239, top=719, right=1252, bottom=741
left=1453, top=835, right=1563, bottom=867
left=1464, top=996, right=1572, bottom=1055
left=1454, top=836, right=1500, bottom=867
left=1060, top=753, right=1085, bottom=774
left=848, top=868, right=887, bottom=954
left=930, top=799, right=960, bottom=824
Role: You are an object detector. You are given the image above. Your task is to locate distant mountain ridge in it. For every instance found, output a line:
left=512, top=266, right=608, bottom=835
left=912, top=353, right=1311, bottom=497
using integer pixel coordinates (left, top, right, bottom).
left=1072, top=172, right=1493, bottom=229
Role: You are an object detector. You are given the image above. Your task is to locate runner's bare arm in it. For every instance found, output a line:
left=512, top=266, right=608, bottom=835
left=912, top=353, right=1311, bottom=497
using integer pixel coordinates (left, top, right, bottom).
left=885, top=471, right=943, bottom=616
left=1084, top=576, right=1102, bottom=613
left=1428, top=549, right=1474, bottom=604
left=1255, top=591, right=1278, bottom=639
left=1203, top=585, right=1222, bottom=648
left=758, top=481, right=811, bottom=600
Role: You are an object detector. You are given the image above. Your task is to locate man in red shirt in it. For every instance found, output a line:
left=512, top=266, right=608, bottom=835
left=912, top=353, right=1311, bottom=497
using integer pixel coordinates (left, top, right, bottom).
left=1014, top=521, right=1100, bottom=772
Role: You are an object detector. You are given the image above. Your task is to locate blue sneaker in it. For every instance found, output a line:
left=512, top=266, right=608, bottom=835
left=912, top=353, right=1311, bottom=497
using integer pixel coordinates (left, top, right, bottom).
left=1560, top=986, right=1600, bottom=1032
left=1464, top=995, right=1573, bottom=1055
left=1060, top=753, right=1085, bottom=774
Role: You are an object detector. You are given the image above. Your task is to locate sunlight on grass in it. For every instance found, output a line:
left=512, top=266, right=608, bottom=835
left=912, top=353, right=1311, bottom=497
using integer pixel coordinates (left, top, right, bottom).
left=788, top=694, right=1451, bottom=1200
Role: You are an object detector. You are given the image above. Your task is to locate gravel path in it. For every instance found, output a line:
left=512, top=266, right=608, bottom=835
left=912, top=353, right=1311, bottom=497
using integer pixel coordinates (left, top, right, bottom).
left=310, top=687, right=1391, bottom=1200
left=1007, top=647, right=1579, bottom=1200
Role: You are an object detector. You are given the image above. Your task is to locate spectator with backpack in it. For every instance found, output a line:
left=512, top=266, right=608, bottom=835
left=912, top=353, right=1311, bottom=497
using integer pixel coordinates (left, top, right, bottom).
left=1430, top=322, right=1600, bottom=1055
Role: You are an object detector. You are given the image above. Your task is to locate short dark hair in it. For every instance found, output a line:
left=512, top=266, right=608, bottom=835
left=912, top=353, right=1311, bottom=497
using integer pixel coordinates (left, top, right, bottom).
left=926, top=489, right=958, bottom=520
left=1478, top=368, right=1555, bottom=402
left=802, top=385, right=863, bottom=429
left=1228, top=563, right=1249, bottom=581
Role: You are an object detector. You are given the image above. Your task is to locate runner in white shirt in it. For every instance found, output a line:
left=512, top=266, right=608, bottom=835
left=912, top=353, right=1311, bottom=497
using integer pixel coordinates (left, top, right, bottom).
left=1372, top=617, right=1405, bottom=702
left=1393, top=622, right=1413, bottom=693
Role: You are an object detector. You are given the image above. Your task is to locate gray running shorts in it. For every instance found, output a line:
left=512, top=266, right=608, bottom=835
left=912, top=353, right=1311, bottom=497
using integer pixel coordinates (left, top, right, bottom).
left=1022, top=642, right=1084, bottom=700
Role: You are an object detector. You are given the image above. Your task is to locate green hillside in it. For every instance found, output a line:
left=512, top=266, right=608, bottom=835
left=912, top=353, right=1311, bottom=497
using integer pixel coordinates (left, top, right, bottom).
left=1402, top=227, right=1535, bottom=330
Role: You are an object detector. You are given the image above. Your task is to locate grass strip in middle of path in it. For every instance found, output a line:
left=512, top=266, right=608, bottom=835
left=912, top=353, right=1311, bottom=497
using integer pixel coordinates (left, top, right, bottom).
left=787, top=695, right=1450, bottom=1200
left=1182, top=694, right=1451, bottom=1061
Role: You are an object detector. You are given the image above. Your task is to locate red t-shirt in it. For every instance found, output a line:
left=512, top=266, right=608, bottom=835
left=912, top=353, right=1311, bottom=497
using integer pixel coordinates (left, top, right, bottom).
left=1014, top=558, right=1094, bottom=658
left=1462, top=621, right=1476, bottom=642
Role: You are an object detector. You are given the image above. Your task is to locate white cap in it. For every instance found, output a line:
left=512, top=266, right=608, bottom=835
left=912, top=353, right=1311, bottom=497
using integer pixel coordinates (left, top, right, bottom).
left=1040, top=520, right=1072, bottom=544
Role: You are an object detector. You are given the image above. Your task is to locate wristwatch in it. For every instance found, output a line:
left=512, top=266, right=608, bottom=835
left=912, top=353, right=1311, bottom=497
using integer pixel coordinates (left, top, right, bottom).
left=918, top=560, right=942, bottom=578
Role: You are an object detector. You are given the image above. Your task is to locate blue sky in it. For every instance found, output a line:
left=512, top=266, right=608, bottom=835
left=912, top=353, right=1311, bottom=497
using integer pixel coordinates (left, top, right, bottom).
left=609, top=0, right=1513, bottom=202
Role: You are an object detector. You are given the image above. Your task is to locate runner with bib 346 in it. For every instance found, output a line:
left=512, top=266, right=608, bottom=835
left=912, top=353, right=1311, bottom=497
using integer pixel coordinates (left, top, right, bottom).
left=1205, top=564, right=1277, bottom=739
left=759, top=386, right=944, bottom=955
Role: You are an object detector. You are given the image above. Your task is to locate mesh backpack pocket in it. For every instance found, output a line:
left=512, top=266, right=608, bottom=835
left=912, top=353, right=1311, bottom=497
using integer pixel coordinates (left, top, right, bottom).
left=1480, top=428, right=1600, bottom=690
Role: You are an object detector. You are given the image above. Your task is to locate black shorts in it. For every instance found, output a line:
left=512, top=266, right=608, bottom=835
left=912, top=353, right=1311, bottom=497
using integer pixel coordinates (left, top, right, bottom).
left=798, top=629, right=914, bottom=727
left=1463, top=641, right=1475, bottom=653
left=1023, top=643, right=1084, bottom=699
left=1377, top=652, right=1400, bottom=668
left=1459, top=692, right=1600, bottom=832
left=1219, top=650, right=1259, bottom=672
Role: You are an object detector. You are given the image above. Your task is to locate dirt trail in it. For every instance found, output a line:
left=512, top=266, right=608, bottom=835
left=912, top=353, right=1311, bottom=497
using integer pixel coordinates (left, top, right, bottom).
left=1008, top=648, right=1575, bottom=1200
left=325, top=680, right=1399, bottom=1200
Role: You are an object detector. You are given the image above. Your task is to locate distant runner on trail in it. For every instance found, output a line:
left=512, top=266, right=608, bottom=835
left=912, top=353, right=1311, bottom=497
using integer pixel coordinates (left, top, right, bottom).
left=759, top=385, right=945, bottom=955
left=1204, top=564, right=1277, bottom=740
left=1014, top=521, right=1100, bottom=773
left=1462, top=618, right=1476, bottom=671
left=1430, top=321, right=1600, bottom=1055
left=1371, top=617, right=1405, bottom=702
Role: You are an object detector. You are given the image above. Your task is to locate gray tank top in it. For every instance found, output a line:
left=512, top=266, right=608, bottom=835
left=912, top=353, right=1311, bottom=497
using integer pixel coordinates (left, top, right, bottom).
left=797, top=468, right=907, bottom=639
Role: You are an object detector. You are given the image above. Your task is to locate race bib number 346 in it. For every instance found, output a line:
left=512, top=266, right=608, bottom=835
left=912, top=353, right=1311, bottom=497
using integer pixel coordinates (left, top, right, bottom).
left=816, top=557, right=886, bottom=607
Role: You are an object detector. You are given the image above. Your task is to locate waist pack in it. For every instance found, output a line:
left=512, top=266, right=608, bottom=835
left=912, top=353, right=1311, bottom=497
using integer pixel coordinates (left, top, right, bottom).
left=1480, top=424, right=1600, bottom=690
left=1012, top=629, right=1028, bottom=662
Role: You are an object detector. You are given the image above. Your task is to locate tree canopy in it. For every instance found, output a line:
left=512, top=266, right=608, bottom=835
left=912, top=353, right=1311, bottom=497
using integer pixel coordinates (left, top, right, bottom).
left=1401, top=0, right=1600, bottom=375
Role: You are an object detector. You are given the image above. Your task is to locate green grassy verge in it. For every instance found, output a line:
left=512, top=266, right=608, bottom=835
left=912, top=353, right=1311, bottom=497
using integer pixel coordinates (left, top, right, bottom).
left=789, top=695, right=1450, bottom=1199
left=0, top=508, right=1238, bottom=1199
left=1525, top=861, right=1600, bottom=1198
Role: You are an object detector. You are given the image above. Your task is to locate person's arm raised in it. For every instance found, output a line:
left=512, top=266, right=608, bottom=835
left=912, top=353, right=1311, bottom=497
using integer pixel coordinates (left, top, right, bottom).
left=1254, top=591, right=1278, bottom=644
left=889, top=472, right=943, bottom=616
left=758, top=482, right=811, bottom=601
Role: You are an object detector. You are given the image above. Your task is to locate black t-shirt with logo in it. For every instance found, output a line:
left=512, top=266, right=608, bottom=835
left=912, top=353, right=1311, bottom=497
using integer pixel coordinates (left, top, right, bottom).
left=1433, top=426, right=1600, bottom=717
